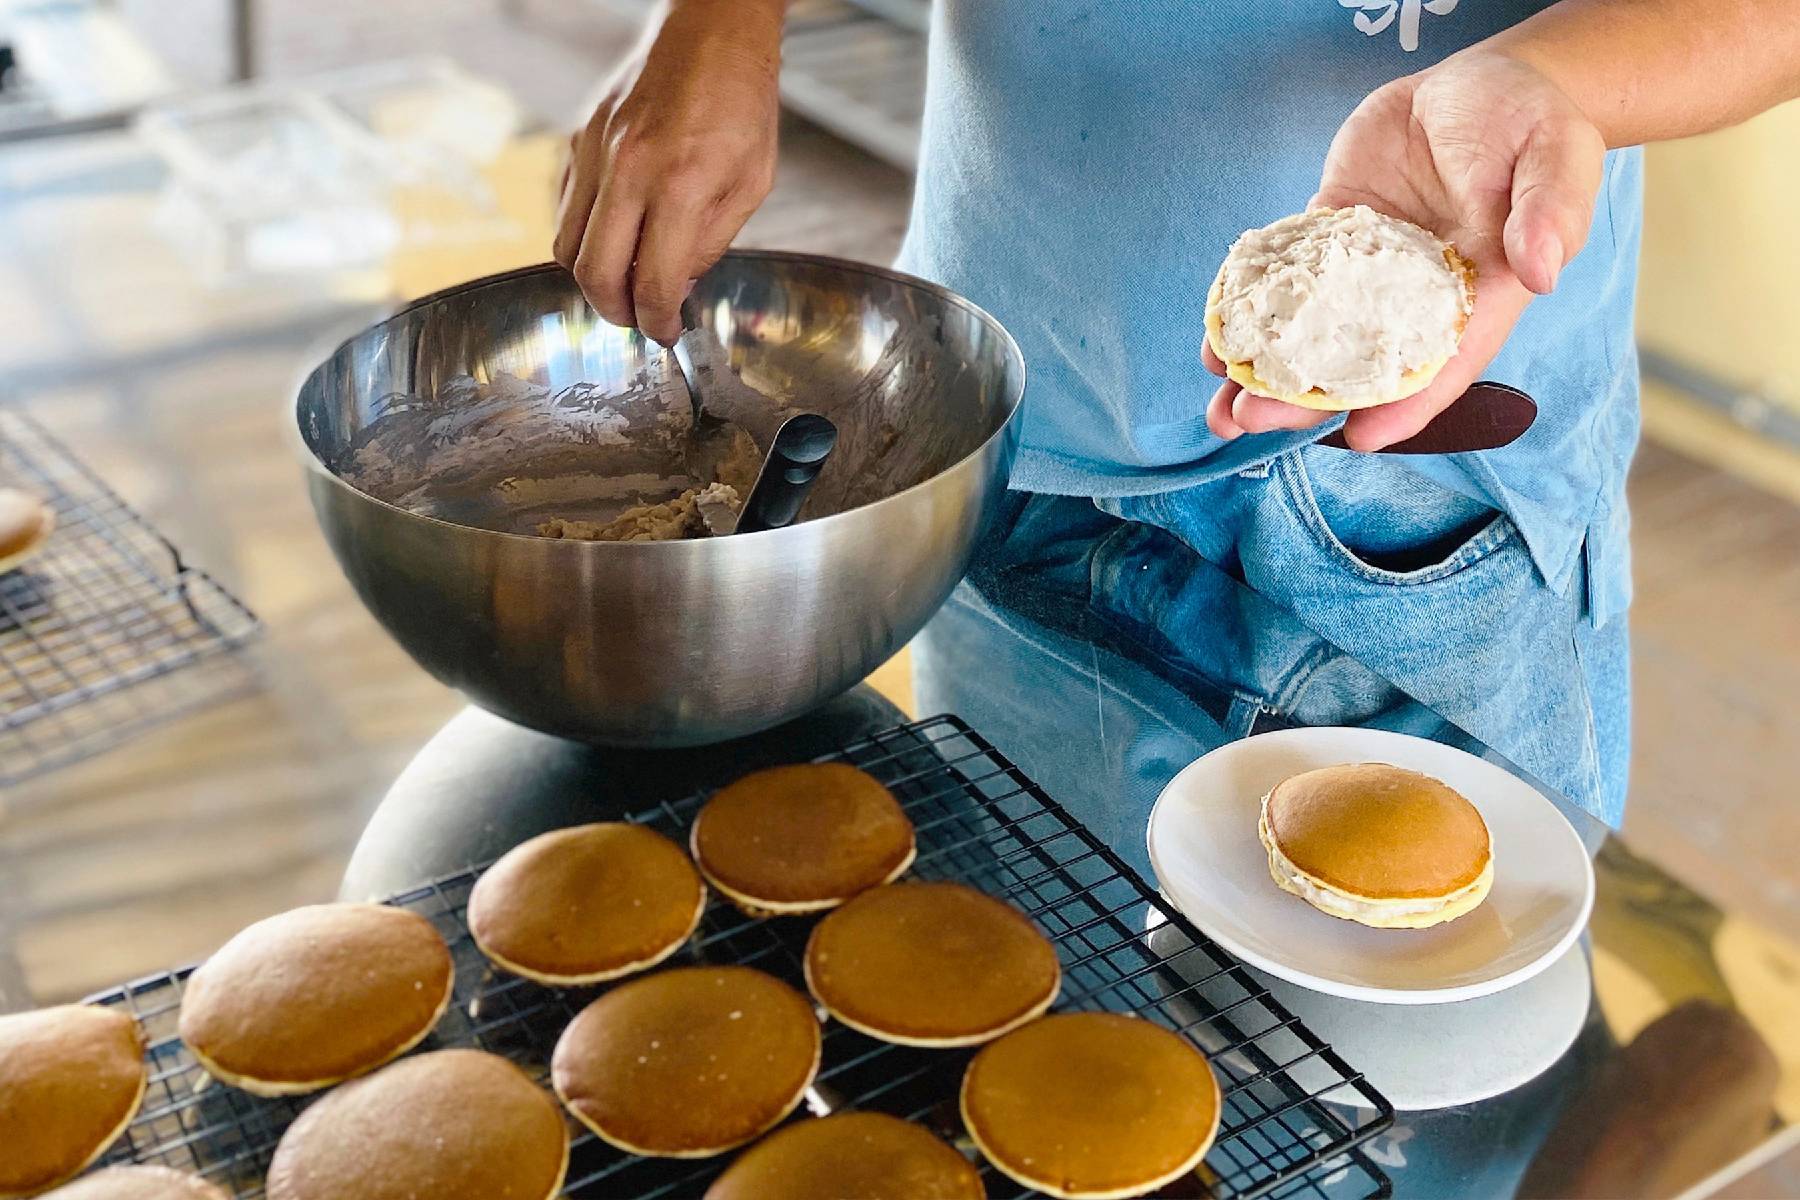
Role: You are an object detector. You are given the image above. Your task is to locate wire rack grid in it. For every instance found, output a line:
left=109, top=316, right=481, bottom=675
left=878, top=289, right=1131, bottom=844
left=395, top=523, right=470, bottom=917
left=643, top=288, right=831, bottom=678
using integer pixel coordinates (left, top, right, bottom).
left=87, top=715, right=1393, bottom=1199
left=0, top=409, right=261, bottom=785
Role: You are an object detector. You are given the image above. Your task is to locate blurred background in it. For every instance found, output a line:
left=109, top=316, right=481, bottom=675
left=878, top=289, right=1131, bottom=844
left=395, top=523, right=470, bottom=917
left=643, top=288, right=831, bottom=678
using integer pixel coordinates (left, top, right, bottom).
left=1, top=1, right=1796, bottom=1185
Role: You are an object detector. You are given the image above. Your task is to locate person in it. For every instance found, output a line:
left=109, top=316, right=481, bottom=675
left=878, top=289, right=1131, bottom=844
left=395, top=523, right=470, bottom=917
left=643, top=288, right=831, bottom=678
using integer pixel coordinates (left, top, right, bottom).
left=554, top=0, right=1800, bottom=833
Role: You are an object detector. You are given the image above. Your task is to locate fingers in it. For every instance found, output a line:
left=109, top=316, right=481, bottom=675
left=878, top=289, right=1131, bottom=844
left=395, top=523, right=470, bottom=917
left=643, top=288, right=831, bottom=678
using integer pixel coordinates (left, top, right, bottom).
left=1201, top=341, right=1228, bottom=378
left=1206, top=381, right=1244, bottom=439
left=1503, top=115, right=1605, bottom=294
left=1338, top=264, right=1533, bottom=450
left=1338, top=378, right=1465, bottom=452
left=632, top=189, right=713, bottom=345
left=552, top=129, right=602, bottom=272
left=1231, top=392, right=1334, bottom=436
left=572, top=168, right=646, bottom=328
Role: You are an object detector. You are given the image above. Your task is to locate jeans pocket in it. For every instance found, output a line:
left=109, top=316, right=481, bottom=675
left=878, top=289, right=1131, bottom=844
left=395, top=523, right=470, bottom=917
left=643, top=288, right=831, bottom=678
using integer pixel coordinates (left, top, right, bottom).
left=1280, top=451, right=1522, bottom=587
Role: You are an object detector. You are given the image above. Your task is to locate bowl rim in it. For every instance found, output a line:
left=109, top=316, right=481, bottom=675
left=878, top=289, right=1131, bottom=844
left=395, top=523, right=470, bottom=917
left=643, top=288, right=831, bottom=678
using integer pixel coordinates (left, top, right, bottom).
left=291, top=252, right=1027, bottom=549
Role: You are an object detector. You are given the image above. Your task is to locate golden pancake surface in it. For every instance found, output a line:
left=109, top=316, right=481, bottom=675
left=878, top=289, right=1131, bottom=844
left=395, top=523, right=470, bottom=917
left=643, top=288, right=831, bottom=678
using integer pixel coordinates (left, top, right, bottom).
left=41, top=1165, right=229, bottom=1200
left=0, top=487, right=54, bottom=573
left=692, top=764, right=914, bottom=913
left=552, top=965, right=820, bottom=1157
left=178, top=903, right=453, bottom=1096
left=468, top=822, right=705, bottom=985
left=961, top=1012, right=1221, bottom=1200
left=706, top=1112, right=985, bottom=1200
left=806, top=881, right=1060, bottom=1045
left=0, top=1005, right=146, bottom=1199
left=1265, top=763, right=1490, bottom=899
left=265, top=1049, right=566, bottom=1200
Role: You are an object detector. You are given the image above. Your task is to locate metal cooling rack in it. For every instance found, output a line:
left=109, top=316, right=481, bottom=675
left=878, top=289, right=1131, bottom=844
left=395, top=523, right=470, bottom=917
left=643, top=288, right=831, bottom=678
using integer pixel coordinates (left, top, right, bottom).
left=86, top=715, right=1393, bottom=1199
left=0, top=409, right=261, bottom=785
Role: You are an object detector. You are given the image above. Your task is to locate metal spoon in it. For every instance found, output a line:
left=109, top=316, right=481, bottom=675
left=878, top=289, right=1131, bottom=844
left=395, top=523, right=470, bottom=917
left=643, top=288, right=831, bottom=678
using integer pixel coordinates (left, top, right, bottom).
left=669, top=298, right=837, bottom=535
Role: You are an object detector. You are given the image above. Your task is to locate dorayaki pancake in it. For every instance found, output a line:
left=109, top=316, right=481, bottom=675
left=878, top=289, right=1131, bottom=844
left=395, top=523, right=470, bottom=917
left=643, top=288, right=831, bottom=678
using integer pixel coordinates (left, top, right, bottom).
left=42, top=1166, right=229, bottom=1200
left=1264, top=764, right=1491, bottom=899
left=468, top=822, right=705, bottom=985
left=0, top=1007, right=146, bottom=1199
left=692, top=764, right=915, bottom=914
left=552, top=965, right=820, bottom=1157
left=1205, top=206, right=1476, bottom=410
left=706, top=1112, right=985, bottom=1200
left=805, top=881, right=1060, bottom=1046
left=961, top=1013, right=1221, bottom=1200
left=0, top=488, right=54, bottom=574
left=178, top=903, right=453, bottom=1096
left=265, top=1049, right=567, bottom=1200
left=0, top=1005, right=146, bottom=1200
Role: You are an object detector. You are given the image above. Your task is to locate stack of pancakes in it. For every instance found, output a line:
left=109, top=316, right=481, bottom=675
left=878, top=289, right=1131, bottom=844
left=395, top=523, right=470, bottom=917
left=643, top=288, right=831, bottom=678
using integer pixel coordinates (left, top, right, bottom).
left=1259, top=763, right=1494, bottom=928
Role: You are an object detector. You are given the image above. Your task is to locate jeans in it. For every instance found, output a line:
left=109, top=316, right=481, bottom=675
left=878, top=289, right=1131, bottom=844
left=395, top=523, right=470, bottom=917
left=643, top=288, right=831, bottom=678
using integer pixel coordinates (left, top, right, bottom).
left=915, top=444, right=1629, bottom=887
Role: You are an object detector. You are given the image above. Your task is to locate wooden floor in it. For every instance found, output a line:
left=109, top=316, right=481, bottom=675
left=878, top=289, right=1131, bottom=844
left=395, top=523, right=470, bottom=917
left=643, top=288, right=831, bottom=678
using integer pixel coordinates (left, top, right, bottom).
left=8, top=0, right=1798, bottom=991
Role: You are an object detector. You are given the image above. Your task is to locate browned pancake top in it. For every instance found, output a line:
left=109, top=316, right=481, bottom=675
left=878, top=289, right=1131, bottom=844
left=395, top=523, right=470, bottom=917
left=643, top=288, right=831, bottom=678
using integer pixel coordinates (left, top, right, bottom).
left=693, top=764, right=913, bottom=906
left=0, top=488, right=51, bottom=559
left=468, top=823, right=703, bottom=979
left=806, top=882, right=1060, bottom=1042
left=178, top=903, right=452, bottom=1086
left=706, top=1112, right=984, bottom=1200
left=0, top=1005, right=146, bottom=1197
left=42, top=1165, right=230, bottom=1200
left=265, top=1050, right=565, bottom=1200
left=1266, top=763, right=1491, bottom=898
left=552, top=966, right=820, bottom=1155
left=962, top=1013, right=1220, bottom=1198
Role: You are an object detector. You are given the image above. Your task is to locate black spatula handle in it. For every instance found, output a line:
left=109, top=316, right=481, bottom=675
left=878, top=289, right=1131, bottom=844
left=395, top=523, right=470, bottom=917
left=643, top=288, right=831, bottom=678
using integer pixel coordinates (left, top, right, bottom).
left=734, top=413, right=839, bottom=534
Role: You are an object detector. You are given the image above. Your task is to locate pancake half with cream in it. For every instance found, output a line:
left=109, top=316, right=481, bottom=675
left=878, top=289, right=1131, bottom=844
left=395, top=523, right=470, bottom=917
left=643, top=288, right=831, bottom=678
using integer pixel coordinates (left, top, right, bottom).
left=692, top=763, right=915, bottom=914
left=0, top=1006, right=146, bottom=1199
left=265, top=1049, right=567, bottom=1200
left=961, top=1012, right=1220, bottom=1200
left=42, top=1166, right=229, bottom=1200
left=178, top=903, right=454, bottom=1095
left=552, top=965, right=820, bottom=1157
left=1206, top=206, right=1476, bottom=410
left=706, top=1112, right=984, bottom=1200
left=805, top=881, right=1060, bottom=1046
left=468, top=822, right=704, bottom=986
left=1259, top=762, right=1493, bottom=929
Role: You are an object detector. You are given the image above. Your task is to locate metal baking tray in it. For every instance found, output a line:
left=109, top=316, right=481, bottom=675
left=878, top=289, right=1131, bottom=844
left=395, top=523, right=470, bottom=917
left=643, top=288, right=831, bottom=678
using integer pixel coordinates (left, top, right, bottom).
left=85, top=715, right=1393, bottom=1198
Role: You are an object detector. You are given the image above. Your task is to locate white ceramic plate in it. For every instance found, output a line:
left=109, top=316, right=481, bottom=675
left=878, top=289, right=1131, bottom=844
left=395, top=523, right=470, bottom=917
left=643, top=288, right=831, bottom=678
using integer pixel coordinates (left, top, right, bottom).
left=1253, top=946, right=1592, bottom=1109
left=1146, top=727, right=1594, bottom=1004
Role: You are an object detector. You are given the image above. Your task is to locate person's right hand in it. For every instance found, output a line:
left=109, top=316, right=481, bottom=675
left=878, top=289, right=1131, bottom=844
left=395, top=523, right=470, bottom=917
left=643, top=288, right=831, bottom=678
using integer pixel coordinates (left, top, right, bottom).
left=553, top=0, right=783, bottom=345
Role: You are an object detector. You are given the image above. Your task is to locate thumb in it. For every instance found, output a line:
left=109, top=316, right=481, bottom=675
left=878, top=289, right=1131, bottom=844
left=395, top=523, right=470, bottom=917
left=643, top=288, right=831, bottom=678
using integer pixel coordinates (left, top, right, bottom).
left=1503, top=115, right=1604, bottom=295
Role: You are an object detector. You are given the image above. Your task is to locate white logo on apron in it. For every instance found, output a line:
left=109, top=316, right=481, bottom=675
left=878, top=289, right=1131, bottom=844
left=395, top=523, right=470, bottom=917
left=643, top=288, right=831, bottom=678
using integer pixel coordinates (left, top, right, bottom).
left=1339, top=0, right=1459, bottom=52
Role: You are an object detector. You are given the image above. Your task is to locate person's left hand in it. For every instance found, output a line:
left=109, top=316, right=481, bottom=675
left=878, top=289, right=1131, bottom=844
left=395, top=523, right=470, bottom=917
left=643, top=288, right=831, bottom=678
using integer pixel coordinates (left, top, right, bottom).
left=1206, top=50, right=1606, bottom=451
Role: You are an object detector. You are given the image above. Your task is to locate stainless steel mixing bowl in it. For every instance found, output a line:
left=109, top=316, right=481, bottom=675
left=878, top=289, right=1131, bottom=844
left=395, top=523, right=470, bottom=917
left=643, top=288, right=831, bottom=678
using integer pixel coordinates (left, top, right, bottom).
left=295, top=253, right=1024, bottom=746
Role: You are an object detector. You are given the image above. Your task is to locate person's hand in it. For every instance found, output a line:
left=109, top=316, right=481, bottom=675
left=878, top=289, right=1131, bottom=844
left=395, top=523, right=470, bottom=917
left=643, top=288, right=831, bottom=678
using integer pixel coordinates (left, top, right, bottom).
left=553, top=0, right=782, bottom=345
left=1205, top=50, right=1606, bottom=451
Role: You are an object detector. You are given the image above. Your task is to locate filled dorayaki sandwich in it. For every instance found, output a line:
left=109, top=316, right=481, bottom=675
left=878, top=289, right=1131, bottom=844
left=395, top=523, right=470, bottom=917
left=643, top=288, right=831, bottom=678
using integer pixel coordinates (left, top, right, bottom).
left=1259, top=762, right=1493, bottom=929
